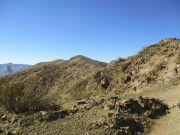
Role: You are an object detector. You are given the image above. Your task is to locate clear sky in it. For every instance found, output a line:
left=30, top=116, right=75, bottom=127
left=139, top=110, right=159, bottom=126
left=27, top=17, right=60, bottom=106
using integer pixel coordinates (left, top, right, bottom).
left=0, top=0, right=180, bottom=64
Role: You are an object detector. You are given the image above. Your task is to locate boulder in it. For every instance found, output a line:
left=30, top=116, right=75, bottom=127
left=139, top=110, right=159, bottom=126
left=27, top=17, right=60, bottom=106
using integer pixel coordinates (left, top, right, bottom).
left=1, top=115, right=7, bottom=121
left=100, top=78, right=110, bottom=89
left=46, top=110, right=69, bottom=122
left=140, top=97, right=169, bottom=119
left=114, top=115, right=144, bottom=135
left=109, top=97, right=169, bottom=135
left=122, top=99, right=145, bottom=115
left=119, top=97, right=169, bottom=119
left=124, top=75, right=131, bottom=84
left=77, top=99, right=87, bottom=105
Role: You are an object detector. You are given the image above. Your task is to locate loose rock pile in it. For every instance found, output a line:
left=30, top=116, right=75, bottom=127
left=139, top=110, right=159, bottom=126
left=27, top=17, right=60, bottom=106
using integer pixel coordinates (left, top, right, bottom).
left=107, top=97, right=169, bottom=135
left=121, top=96, right=169, bottom=119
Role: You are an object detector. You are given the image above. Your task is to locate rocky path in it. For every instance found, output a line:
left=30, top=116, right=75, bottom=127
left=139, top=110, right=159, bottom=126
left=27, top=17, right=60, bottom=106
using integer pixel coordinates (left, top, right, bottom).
left=145, top=84, right=180, bottom=135
left=148, top=108, right=180, bottom=135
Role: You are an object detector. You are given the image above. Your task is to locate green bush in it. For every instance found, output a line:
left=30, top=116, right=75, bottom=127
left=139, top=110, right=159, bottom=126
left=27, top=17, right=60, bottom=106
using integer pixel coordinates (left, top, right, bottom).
left=0, top=79, right=24, bottom=113
left=73, top=85, right=90, bottom=99
left=0, top=77, right=59, bottom=113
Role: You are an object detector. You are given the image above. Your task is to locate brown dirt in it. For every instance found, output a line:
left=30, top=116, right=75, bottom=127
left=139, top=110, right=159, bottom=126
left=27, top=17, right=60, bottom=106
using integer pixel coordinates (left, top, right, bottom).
left=0, top=38, right=180, bottom=135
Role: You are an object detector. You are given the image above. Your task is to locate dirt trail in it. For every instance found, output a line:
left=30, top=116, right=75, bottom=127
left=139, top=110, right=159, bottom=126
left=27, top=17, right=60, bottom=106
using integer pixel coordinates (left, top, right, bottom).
left=144, top=84, right=180, bottom=135
left=148, top=108, right=180, bottom=135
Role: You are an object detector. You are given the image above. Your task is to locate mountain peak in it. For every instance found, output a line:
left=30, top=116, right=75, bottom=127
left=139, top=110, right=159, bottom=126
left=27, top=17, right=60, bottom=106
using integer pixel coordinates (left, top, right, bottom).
left=70, top=55, right=91, bottom=61
left=160, top=37, right=179, bottom=44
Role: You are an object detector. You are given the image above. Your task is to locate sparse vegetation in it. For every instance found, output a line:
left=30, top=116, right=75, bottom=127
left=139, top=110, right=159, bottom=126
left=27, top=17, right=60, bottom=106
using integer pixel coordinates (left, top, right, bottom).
left=73, top=85, right=90, bottom=99
left=107, top=70, right=126, bottom=80
left=142, top=45, right=149, bottom=50
left=96, top=86, right=106, bottom=96
left=0, top=77, right=59, bottom=113
left=0, top=39, right=179, bottom=134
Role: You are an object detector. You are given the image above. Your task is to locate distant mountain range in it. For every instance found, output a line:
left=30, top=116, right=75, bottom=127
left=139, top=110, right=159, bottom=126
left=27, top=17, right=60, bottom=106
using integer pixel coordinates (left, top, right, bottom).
left=0, top=63, right=31, bottom=76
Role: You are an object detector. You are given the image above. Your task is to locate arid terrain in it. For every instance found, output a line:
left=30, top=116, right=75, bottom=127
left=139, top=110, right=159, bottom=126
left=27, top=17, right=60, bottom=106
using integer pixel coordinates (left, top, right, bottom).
left=0, top=38, right=179, bottom=135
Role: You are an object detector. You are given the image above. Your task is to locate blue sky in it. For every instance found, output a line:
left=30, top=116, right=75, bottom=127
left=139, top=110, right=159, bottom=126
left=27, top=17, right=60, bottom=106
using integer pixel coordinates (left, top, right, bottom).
left=0, top=0, right=180, bottom=64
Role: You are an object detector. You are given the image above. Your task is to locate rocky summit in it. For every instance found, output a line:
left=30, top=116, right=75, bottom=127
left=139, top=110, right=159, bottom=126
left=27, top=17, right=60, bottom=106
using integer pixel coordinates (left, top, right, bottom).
left=0, top=38, right=180, bottom=135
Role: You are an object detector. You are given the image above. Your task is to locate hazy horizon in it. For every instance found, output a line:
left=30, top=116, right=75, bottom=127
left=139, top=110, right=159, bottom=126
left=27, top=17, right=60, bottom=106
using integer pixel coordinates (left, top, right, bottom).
left=0, top=0, right=180, bottom=64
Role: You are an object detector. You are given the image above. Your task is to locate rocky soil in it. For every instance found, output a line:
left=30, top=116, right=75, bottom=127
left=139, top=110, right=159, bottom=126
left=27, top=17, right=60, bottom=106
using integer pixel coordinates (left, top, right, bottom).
left=0, top=38, right=179, bottom=135
left=0, top=94, right=170, bottom=135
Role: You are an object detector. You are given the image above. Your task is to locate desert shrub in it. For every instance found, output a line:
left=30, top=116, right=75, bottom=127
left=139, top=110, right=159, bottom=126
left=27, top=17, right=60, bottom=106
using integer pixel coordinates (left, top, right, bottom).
left=110, top=57, right=125, bottom=65
left=0, top=77, right=59, bottom=113
left=142, top=45, right=149, bottom=50
left=155, top=61, right=166, bottom=71
left=96, top=86, right=106, bottom=96
left=0, top=78, right=25, bottom=113
left=115, top=57, right=125, bottom=62
left=73, top=85, right=90, bottom=99
left=111, top=71, right=126, bottom=80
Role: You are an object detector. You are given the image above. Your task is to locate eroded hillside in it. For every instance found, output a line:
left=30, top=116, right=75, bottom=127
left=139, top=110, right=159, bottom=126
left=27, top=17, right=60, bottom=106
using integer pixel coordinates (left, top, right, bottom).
left=74, top=38, right=180, bottom=98
left=1, top=56, right=107, bottom=106
left=0, top=38, right=179, bottom=135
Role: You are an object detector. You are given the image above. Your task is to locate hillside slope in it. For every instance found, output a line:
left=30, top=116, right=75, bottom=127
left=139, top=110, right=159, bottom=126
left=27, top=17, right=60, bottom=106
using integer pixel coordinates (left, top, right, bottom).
left=2, top=56, right=107, bottom=105
left=0, top=38, right=179, bottom=135
left=105, top=38, right=180, bottom=90
left=0, top=38, right=179, bottom=105
left=72, top=38, right=180, bottom=97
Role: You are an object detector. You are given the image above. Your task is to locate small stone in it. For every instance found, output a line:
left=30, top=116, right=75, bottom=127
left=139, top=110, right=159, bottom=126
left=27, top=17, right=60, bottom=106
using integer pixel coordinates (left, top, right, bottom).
left=109, top=96, right=119, bottom=100
left=6, top=131, right=14, bottom=135
left=83, top=104, right=92, bottom=110
left=77, top=100, right=87, bottom=105
left=11, top=131, right=18, bottom=135
left=1, top=115, right=7, bottom=121
left=108, top=124, right=115, bottom=129
left=11, top=116, right=17, bottom=124
left=104, top=105, right=109, bottom=110
left=0, top=129, right=3, bottom=134
left=107, top=112, right=114, bottom=118
left=69, top=108, right=78, bottom=114
left=100, top=78, right=110, bottom=89
left=95, top=98, right=105, bottom=105
left=40, top=111, right=48, bottom=116
left=104, top=104, right=115, bottom=110
left=114, top=130, right=121, bottom=135
left=44, top=125, right=48, bottom=129
left=109, top=105, right=114, bottom=110
left=73, top=105, right=78, bottom=108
